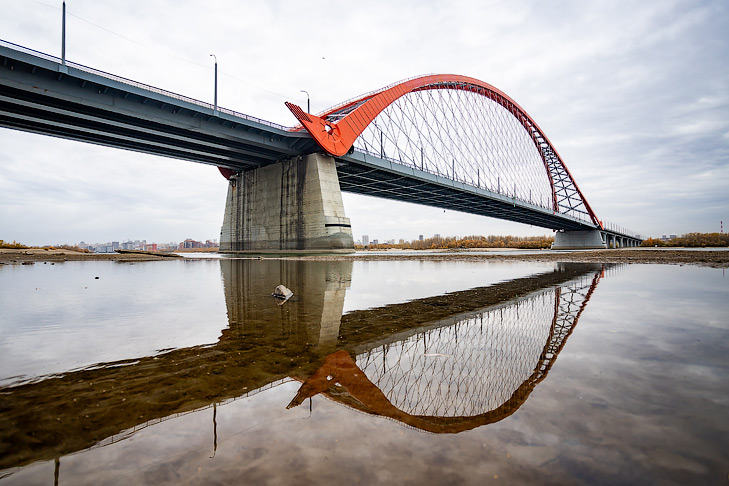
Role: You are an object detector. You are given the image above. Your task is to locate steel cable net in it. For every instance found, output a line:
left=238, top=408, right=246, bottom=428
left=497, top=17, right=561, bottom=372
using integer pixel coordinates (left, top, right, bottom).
left=352, top=89, right=557, bottom=212
left=354, top=277, right=594, bottom=418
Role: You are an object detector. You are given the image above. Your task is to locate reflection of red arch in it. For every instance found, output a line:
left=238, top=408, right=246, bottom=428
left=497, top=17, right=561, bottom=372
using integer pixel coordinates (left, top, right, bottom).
left=286, top=74, right=600, bottom=227
left=287, top=269, right=604, bottom=434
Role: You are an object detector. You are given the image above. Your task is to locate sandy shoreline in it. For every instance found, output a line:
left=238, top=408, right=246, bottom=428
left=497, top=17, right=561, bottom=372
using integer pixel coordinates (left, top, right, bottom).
left=0, top=248, right=180, bottom=263
left=1, top=247, right=728, bottom=267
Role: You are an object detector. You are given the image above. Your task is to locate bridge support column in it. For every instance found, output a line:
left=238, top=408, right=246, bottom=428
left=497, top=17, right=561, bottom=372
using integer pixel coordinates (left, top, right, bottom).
left=220, top=153, right=354, bottom=253
left=551, top=230, right=608, bottom=250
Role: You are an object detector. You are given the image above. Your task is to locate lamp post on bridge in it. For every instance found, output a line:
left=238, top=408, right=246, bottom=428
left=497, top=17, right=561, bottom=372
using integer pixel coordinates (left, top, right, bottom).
left=210, top=54, right=218, bottom=113
left=61, top=1, right=66, bottom=65
left=300, top=90, right=310, bottom=113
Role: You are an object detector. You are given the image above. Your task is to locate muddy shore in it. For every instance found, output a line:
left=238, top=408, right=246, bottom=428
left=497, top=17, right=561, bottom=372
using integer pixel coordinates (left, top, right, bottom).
left=0, top=248, right=181, bottom=263
left=298, top=248, right=729, bottom=268
left=1, top=247, right=728, bottom=267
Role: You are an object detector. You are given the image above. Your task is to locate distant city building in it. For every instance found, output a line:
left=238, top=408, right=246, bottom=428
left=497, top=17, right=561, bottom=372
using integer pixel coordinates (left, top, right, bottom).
left=399, top=238, right=405, bottom=244
left=179, top=238, right=218, bottom=249
left=419, top=234, right=423, bottom=241
left=180, top=238, right=203, bottom=249
left=372, top=239, right=379, bottom=245
left=362, top=235, right=369, bottom=246
left=79, top=237, right=217, bottom=253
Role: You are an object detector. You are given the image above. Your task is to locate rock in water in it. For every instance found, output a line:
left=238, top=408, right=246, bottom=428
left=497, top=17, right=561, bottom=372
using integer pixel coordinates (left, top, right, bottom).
left=272, top=285, right=293, bottom=301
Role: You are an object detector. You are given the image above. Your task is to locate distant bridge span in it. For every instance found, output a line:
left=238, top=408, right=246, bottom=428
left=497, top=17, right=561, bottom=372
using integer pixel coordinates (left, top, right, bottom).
left=0, top=40, right=641, bottom=250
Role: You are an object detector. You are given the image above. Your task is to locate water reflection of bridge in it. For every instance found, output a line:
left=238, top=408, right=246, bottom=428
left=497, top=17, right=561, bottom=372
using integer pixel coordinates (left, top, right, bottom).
left=287, top=267, right=603, bottom=433
left=0, top=260, right=609, bottom=472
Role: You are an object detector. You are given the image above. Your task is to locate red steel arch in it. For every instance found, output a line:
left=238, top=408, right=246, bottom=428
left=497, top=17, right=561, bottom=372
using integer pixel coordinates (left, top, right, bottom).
left=285, top=74, right=601, bottom=228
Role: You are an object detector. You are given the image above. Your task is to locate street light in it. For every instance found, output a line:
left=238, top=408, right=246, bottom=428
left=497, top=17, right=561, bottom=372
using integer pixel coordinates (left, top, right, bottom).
left=300, top=90, right=310, bottom=113
left=61, top=1, right=66, bottom=65
left=210, top=54, right=218, bottom=112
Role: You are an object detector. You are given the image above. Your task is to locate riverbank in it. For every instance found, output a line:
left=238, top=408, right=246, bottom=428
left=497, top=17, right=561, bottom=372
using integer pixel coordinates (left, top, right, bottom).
left=304, top=248, right=729, bottom=268
left=0, top=248, right=181, bottom=263
left=1, top=247, right=728, bottom=267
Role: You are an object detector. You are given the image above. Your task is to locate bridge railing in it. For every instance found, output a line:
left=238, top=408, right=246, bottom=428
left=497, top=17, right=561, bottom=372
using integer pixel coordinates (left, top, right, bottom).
left=0, top=39, right=290, bottom=132
left=353, top=146, right=591, bottom=221
left=601, top=220, right=641, bottom=239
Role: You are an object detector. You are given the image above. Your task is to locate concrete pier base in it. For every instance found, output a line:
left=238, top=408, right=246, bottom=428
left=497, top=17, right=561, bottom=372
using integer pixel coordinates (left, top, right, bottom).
left=551, top=230, right=607, bottom=250
left=220, top=153, right=354, bottom=253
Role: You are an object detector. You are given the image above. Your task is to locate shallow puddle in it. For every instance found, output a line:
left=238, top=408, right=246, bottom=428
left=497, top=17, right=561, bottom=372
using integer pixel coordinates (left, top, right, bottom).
left=0, top=260, right=727, bottom=485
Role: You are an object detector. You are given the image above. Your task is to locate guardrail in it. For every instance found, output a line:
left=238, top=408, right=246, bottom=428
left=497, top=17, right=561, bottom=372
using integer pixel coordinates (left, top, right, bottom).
left=353, top=145, right=596, bottom=225
left=0, top=38, right=291, bottom=132
left=601, top=220, right=641, bottom=239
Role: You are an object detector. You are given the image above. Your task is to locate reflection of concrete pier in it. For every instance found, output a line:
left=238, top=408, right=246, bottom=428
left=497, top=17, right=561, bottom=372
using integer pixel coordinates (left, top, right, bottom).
left=220, top=259, right=351, bottom=348
left=0, top=262, right=607, bottom=471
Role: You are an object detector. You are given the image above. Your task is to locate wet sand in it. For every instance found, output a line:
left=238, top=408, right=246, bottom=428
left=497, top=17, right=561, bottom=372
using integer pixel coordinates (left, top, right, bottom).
left=298, top=248, right=729, bottom=268
left=0, top=248, right=181, bottom=263
left=1, top=247, right=727, bottom=267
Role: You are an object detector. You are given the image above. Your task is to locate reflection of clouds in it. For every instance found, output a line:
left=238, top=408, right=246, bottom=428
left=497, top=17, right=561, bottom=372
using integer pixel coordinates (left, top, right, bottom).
left=343, top=260, right=555, bottom=312
left=0, top=260, right=227, bottom=386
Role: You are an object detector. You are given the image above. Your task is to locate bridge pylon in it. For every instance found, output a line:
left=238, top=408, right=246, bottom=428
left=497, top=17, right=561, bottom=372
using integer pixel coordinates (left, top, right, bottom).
left=219, top=153, right=354, bottom=253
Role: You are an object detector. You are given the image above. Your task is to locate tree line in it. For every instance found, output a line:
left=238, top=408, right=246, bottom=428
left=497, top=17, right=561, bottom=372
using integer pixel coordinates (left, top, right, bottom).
left=358, top=234, right=555, bottom=250
left=641, top=233, right=729, bottom=247
left=0, top=240, right=28, bottom=249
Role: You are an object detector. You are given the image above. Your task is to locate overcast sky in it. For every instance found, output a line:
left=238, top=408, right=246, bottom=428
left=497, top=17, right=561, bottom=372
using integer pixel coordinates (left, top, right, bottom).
left=1, top=0, right=727, bottom=245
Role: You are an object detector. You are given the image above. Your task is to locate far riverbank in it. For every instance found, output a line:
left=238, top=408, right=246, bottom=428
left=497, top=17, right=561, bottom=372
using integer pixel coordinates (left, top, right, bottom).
left=1, top=248, right=728, bottom=268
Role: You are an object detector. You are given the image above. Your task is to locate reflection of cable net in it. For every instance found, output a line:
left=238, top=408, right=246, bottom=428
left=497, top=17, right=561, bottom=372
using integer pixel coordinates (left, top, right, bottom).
left=355, top=276, right=595, bottom=418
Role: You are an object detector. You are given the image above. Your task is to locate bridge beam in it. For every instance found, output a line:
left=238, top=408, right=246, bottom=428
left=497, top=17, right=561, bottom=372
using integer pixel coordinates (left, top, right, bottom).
left=220, top=152, right=354, bottom=253
left=551, top=229, right=608, bottom=250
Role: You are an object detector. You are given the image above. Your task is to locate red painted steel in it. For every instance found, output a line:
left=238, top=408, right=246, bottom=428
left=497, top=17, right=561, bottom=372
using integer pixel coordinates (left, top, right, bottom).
left=286, top=74, right=601, bottom=227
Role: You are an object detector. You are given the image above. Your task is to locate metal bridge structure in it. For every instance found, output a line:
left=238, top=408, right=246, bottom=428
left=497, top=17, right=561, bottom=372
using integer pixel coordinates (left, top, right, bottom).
left=0, top=40, right=641, bottom=250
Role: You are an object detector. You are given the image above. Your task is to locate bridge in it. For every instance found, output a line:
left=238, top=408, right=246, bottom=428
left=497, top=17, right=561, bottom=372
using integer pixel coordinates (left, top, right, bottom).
left=0, top=40, right=642, bottom=251
left=0, top=261, right=610, bottom=471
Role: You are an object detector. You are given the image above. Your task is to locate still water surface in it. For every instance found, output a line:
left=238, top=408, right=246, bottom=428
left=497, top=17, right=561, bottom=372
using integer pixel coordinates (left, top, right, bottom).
left=0, top=258, right=727, bottom=485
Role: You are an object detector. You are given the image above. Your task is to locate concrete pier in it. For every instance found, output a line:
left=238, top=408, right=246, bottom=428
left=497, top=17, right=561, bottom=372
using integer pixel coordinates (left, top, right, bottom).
left=220, top=153, right=354, bottom=253
left=551, top=230, right=608, bottom=250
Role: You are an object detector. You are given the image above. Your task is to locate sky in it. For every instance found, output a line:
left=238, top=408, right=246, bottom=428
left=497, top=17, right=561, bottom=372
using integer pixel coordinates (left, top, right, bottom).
left=0, top=0, right=727, bottom=246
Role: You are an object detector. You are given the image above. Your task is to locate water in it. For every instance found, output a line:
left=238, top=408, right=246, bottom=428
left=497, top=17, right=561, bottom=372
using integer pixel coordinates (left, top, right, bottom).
left=0, top=258, right=727, bottom=485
